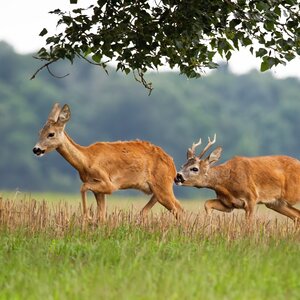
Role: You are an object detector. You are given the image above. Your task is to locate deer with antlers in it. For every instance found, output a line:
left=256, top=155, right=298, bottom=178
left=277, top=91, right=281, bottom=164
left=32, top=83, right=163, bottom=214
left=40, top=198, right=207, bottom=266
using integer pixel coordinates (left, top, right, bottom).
left=33, top=103, right=183, bottom=222
left=175, top=134, right=300, bottom=222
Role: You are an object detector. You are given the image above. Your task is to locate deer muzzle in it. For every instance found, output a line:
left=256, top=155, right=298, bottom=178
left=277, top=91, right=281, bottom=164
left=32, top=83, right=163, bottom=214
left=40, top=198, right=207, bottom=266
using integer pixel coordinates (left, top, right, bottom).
left=174, top=173, right=185, bottom=185
left=33, top=147, right=45, bottom=156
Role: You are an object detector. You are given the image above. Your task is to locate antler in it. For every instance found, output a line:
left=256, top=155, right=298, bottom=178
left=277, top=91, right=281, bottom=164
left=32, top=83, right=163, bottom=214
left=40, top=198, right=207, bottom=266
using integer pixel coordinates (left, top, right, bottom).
left=187, top=138, right=202, bottom=159
left=198, top=134, right=217, bottom=159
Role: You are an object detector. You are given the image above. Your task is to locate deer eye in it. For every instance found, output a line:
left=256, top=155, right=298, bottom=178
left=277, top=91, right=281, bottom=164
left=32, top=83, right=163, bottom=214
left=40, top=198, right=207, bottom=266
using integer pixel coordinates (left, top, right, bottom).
left=47, top=133, right=55, bottom=138
left=190, top=167, right=199, bottom=172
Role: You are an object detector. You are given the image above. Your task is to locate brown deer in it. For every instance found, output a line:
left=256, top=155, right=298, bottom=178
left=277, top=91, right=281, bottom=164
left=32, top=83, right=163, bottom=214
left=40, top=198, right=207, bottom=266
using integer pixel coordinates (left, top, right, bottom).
left=175, top=134, right=300, bottom=222
left=33, top=103, right=183, bottom=222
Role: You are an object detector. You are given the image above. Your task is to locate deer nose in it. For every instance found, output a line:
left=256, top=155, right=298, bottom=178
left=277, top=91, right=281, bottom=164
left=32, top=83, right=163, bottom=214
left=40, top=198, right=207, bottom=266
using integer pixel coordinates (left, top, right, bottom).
left=174, top=173, right=185, bottom=185
left=33, top=147, right=45, bottom=156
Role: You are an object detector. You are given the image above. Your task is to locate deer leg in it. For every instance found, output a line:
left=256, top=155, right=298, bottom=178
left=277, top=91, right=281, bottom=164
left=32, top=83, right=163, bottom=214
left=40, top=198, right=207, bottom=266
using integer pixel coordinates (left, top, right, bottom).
left=157, top=196, right=177, bottom=216
left=80, top=187, right=92, bottom=221
left=266, top=200, right=300, bottom=221
left=82, top=180, right=115, bottom=195
left=173, top=198, right=184, bottom=213
left=94, top=192, right=106, bottom=223
left=152, top=184, right=183, bottom=219
left=287, top=204, right=300, bottom=220
left=244, top=200, right=255, bottom=223
left=140, top=195, right=157, bottom=217
left=288, top=206, right=300, bottom=225
left=80, top=180, right=115, bottom=221
left=204, top=199, right=233, bottom=215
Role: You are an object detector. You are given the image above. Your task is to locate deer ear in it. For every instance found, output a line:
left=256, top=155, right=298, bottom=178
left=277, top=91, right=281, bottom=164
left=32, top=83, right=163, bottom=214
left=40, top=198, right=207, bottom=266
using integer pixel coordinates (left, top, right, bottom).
left=207, top=147, right=222, bottom=165
left=48, top=103, right=61, bottom=122
left=57, top=104, right=71, bottom=125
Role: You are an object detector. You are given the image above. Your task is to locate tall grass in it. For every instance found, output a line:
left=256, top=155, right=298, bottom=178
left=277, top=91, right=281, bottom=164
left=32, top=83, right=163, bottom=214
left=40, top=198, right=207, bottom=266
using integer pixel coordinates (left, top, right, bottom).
left=0, top=193, right=300, bottom=299
left=0, top=193, right=299, bottom=239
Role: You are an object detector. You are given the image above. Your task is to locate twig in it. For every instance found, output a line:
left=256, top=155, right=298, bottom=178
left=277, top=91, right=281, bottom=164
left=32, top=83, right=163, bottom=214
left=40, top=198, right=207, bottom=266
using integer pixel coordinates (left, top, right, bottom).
left=30, top=59, right=58, bottom=80
left=133, top=69, right=153, bottom=96
left=30, top=58, right=69, bottom=80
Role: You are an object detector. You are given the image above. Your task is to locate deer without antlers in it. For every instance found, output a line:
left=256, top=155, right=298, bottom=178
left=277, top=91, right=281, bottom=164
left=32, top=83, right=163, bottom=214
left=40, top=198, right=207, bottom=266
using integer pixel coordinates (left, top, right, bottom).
left=175, top=134, right=300, bottom=222
left=33, top=103, right=183, bottom=222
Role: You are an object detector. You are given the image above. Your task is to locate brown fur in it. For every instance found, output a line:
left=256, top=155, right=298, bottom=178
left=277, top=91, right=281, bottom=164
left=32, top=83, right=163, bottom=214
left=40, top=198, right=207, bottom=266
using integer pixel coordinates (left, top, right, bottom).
left=176, top=140, right=300, bottom=221
left=33, top=103, right=182, bottom=222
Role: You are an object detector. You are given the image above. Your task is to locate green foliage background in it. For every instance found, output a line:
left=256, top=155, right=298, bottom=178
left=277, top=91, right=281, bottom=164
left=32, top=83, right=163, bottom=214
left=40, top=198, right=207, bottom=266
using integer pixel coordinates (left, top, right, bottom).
left=1, top=41, right=300, bottom=196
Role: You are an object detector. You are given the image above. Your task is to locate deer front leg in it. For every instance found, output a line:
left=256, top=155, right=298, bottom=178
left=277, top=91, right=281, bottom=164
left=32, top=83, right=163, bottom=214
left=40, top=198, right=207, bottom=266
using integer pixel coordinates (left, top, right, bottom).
left=140, top=195, right=157, bottom=218
left=81, top=178, right=116, bottom=195
left=81, top=178, right=116, bottom=222
left=94, top=192, right=106, bottom=223
left=80, top=180, right=115, bottom=222
left=80, top=187, right=92, bottom=221
left=244, top=200, right=255, bottom=224
left=151, top=182, right=183, bottom=219
left=204, top=198, right=234, bottom=215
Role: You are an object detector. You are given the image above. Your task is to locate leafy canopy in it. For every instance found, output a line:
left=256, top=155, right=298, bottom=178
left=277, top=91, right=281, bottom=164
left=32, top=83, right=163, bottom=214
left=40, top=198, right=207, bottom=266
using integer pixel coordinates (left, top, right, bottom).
left=35, top=0, right=300, bottom=91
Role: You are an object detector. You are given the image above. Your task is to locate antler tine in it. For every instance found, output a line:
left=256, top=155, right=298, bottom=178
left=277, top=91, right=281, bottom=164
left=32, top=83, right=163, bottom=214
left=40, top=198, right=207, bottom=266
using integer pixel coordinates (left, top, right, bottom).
left=187, top=138, right=202, bottom=159
left=191, top=138, right=202, bottom=154
left=198, top=133, right=217, bottom=158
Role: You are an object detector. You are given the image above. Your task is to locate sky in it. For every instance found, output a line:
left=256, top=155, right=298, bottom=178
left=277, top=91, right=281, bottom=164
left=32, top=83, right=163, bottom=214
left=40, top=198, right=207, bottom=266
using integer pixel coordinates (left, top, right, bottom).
left=0, top=0, right=299, bottom=79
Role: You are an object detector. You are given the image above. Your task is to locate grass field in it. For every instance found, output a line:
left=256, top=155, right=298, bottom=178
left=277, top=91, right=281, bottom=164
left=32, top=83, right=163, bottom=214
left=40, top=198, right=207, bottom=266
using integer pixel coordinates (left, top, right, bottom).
left=0, top=191, right=300, bottom=300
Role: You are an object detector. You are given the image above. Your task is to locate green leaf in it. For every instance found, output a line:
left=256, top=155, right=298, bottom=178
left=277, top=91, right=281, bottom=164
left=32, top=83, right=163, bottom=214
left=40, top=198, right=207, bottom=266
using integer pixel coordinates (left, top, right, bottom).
left=49, top=9, right=61, bottom=14
left=260, top=60, right=269, bottom=72
left=92, top=53, right=102, bottom=63
left=62, top=16, right=73, bottom=25
left=226, top=51, right=232, bottom=61
left=261, top=57, right=276, bottom=72
left=256, top=1, right=269, bottom=11
left=242, top=37, right=252, bottom=47
left=83, top=48, right=92, bottom=57
left=256, top=48, right=268, bottom=57
left=264, top=21, right=274, bottom=31
left=70, top=0, right=78, bottom=3
left=229, top=19, right=241, bottom=30
left=285, top=53, right=295, bottom=61
left=274, top=6, right=281, bottom=16
left=39, top=28, right=48, bottom=37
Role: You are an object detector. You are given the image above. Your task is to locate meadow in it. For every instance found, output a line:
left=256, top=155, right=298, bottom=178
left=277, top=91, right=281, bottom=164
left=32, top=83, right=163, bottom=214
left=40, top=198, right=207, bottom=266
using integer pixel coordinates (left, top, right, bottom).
left=0, top=191, right=300, bottom=300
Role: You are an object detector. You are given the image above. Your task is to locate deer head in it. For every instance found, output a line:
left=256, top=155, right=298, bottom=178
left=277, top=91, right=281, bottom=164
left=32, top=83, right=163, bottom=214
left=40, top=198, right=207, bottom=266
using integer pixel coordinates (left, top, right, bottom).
left=175, top=134, right=222, bottom=186
left=33, top=103, right=71, bottom=157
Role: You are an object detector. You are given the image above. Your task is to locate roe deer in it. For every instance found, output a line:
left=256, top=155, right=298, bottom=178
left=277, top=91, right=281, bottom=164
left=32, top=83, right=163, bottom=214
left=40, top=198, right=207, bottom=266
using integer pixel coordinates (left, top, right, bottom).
left=33, top=103, right=182, bottom=222
left=175, top=134, right=300, bottom=222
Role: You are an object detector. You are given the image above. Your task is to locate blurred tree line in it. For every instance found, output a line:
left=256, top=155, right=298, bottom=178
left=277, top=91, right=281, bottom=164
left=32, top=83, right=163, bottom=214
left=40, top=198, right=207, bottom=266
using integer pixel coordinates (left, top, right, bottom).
left=0, top=41, right=300, bottom=197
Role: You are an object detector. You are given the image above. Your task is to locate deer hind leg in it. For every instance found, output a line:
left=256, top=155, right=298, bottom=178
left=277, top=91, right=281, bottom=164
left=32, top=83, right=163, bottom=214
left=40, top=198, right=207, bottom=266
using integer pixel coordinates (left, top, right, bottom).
left=204, top=199, right=234, bottom=215
left=265, top=200, right=300, bottom=222
left=94, top=192, right=106, bottom=223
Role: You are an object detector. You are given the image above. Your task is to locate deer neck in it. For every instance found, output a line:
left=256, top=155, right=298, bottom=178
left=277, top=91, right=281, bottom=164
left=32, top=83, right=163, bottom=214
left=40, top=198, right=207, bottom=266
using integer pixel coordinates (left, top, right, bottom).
left=56, top=132, right=87, bottom=173
left=204, top=165, right=229, bottom=189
